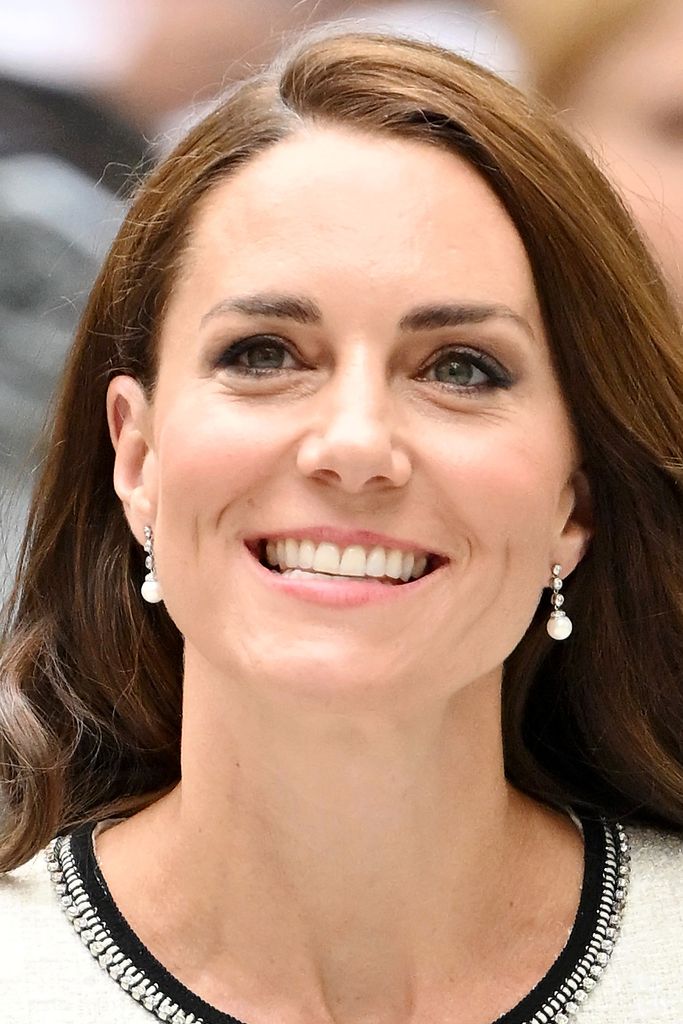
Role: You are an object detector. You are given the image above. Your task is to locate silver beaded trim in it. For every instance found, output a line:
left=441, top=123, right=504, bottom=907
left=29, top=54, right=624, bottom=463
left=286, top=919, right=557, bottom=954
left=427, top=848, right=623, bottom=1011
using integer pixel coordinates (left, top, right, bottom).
left=46, top=834, right=206, bottom=1023
left=46, top=821, right=630, bottom=1024
left=521, top=822, right=630, bottom=1024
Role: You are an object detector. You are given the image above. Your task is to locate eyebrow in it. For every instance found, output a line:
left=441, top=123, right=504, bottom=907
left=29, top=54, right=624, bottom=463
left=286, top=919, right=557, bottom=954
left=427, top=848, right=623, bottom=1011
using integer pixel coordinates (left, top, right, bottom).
left=200, top=294, right=320, bottom=327
left=398, top=302, right=533, bottom=337
left=200, top=292, right=533, bottom=338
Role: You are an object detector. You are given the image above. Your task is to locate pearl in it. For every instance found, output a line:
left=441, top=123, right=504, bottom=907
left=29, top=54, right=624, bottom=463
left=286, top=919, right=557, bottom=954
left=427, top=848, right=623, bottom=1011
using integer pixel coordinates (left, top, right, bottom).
left=547, top=613, right=572, bottom=640
left=141, top=577, right=164, bottom=604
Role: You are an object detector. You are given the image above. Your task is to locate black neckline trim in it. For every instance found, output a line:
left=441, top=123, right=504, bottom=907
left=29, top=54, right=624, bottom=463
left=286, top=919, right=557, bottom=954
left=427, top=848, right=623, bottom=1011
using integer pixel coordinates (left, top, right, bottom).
left=67, top=814, right=608, bottom=1024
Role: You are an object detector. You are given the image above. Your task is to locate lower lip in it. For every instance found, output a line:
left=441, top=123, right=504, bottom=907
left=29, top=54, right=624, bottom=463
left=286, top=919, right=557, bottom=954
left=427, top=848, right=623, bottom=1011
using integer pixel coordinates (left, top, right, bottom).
left=244, top=545, right=442, bottom=608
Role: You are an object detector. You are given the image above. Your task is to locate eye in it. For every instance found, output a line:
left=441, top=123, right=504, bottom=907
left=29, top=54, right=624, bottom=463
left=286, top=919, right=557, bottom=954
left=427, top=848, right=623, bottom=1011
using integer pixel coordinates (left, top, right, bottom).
left=418, top=347, right=512, bottom=391
left=215, top=335, right=299, bottom=374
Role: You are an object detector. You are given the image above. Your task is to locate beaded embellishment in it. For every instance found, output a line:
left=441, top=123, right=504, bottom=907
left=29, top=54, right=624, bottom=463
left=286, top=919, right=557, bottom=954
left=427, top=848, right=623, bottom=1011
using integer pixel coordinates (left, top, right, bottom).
left=46, top=834, right=203, bottom=1023
left=46, top=821, right=630, bottom=1024
left=522, top=822, right=630, bottom=1023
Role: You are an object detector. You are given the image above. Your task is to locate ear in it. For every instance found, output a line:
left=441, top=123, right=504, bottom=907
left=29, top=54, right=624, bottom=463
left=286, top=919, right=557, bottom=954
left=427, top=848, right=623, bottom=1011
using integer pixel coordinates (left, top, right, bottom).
left=555, top=468, right=593, bottom=578
left=106, top=375, right=157, bottom=543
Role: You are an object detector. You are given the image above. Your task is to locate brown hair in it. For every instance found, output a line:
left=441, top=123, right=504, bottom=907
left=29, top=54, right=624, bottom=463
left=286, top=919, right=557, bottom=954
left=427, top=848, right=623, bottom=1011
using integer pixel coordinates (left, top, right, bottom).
left=500, top=0, right=651, bottom=99
left=2, top=31, right=683, bottom=871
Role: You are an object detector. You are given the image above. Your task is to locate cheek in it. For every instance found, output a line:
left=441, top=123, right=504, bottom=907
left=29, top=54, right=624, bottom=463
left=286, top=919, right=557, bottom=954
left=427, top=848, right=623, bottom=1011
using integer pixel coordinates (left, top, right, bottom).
left=150, top=394, right=296, bottom=595
left=416, top=424, right=572, bottom=677
left=156, top=396, right=287, bottom=512
left=427, top=418, right=574, bottom=647
left=428, top=422, right=570, bottom=555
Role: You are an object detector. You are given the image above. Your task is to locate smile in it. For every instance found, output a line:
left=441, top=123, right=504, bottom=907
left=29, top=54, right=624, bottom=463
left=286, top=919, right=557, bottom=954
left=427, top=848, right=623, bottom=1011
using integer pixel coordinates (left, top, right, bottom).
left=248, top=537, right=445, bottom=586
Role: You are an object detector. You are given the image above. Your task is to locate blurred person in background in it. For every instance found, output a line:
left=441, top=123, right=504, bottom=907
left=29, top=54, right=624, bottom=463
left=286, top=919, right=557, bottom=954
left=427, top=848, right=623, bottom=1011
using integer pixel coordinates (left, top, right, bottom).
left=497, top=0, right=683, bottom=312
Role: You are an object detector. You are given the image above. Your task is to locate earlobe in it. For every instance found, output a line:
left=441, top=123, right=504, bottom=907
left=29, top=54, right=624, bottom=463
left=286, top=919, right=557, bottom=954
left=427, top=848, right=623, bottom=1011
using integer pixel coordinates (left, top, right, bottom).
left=557, top=468, right=594, bottom=578
left=106, top=376, right=157, bottom=539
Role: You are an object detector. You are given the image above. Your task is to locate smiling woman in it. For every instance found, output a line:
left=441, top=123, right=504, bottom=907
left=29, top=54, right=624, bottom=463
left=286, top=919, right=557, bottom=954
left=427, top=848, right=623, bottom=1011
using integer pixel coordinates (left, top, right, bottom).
left=1, top=29, right=683, bottom=1024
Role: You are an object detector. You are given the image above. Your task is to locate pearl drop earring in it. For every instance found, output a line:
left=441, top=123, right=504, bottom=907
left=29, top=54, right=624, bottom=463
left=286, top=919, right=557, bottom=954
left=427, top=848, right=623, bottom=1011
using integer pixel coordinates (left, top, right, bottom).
left=141, top=525, right=163, bottom=604
left=546, top=563, right=572, bottom=640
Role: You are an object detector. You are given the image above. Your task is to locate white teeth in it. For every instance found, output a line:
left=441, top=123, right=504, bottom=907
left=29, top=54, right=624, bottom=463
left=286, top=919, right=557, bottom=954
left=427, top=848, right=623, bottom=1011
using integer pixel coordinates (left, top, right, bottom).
left=338, top=545, right=367, bottom=577
left=283, top=568, right=373, bottom=584
left=298, top=539, right=316, bottom=570
left=384, top=549, right=404, bottom=580
left=365, top=546, right=386, bottom=578
left=400, top=553, right=415, bottom=582
left=261, top=537, right=434, bottom=582
left=285, top=538, right=299, bottom=569
left=312, top=542, right=341, bottom=574
left=412, top=555, right=427, bottom=578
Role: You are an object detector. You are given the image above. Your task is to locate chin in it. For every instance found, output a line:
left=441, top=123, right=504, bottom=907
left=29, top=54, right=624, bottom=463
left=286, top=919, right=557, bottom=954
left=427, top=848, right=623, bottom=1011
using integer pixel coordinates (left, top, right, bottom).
left=230, top=639, right=425, bottom=709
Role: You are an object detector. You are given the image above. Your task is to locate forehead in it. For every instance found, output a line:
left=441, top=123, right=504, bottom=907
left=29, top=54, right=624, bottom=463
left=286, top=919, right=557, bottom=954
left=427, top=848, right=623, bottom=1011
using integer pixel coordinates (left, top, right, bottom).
left=173, top=127, right=540, bottom=326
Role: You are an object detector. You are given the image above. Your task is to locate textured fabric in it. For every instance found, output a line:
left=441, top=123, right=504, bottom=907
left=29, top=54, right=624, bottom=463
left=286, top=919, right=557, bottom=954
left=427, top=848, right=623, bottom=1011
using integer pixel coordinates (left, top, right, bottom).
left=577, top=826, right=683, bottom=1023
left=0, top=823, right=681, bottom=1023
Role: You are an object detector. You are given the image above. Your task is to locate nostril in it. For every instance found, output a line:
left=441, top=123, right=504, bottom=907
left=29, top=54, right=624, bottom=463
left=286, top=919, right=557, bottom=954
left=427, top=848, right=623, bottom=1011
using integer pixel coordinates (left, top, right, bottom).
left=315, top=469, right=342, bottom=483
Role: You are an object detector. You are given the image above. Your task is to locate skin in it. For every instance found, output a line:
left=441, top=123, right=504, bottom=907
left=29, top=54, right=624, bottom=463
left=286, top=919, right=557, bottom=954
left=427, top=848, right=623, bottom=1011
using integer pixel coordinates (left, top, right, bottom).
left=561, top=0, right=683, bottom=310
left=103, top=128, right=592, bottom=1024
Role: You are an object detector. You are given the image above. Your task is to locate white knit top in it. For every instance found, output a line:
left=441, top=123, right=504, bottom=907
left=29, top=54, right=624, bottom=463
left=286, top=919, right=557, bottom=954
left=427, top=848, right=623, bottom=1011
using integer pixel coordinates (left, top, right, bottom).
left=0, top=820, right=681, bottom=1023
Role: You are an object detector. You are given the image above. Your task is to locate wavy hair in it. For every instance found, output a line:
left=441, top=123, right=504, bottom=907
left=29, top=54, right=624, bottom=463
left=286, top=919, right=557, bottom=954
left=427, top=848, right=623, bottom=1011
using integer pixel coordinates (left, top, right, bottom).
left=2, top=31, right=683, bottom=870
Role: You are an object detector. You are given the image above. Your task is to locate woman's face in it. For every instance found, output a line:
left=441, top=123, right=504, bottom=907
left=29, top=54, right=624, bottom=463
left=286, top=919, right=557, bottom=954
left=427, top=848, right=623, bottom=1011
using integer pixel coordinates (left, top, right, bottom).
left=563, top=0, right=683, bottom=308
left=109, top=128, right=590, bottom=709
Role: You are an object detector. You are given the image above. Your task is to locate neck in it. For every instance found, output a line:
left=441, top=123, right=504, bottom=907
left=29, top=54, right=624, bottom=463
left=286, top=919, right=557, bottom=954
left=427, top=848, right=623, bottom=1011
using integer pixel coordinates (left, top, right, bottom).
left=96, top=653, right=583, bottom=1024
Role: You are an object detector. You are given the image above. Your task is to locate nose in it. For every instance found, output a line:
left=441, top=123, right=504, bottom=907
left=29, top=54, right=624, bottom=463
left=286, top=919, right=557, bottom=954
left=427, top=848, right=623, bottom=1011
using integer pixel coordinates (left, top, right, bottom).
left=296, top=359, right=412, bottom=494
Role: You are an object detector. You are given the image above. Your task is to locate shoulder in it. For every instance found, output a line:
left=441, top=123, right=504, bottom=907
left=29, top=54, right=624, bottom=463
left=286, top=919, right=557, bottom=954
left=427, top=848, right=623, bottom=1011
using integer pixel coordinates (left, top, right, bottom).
left=0, top=847, right=55, bottom=921
left=581, top=824, right=683, bottom=1022
left=626, top=821, right=683, bottom=891
left=629, top=818, right=683, bottom=856
left=621, top=823, right=683, bottom=958
left=0, top=845, right=139, bottom=1021
left=0, top=848, right=67, bottom=973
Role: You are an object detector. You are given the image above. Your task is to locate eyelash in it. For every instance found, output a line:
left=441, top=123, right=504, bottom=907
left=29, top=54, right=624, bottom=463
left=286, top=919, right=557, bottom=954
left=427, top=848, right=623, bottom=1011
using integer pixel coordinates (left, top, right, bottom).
left=214, top=335, right=513, bottom=392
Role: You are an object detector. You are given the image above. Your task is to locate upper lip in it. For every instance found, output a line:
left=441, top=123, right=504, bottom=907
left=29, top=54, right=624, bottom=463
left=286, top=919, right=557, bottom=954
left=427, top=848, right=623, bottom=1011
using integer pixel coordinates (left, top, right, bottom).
left=244, top=526, right=448, bottom=559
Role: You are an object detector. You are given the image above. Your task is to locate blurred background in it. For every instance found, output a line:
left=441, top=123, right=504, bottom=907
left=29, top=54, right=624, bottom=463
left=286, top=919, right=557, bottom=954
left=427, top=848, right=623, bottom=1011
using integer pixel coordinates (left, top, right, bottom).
left=1, top=0, right=681, bottom=594
left=499, top=0, right=683, bottom=310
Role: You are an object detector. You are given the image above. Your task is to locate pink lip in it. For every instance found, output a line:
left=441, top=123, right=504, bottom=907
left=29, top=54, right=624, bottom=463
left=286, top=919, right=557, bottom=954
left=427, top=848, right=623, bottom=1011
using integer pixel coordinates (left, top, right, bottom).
left=243, top=525, right=444, bottom=558
left=243, top=544, right=444, bottom=608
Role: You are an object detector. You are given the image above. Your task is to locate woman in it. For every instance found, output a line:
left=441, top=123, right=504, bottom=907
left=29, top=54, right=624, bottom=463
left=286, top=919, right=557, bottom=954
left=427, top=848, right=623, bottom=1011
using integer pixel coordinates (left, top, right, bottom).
left=499, top=0, right=683, bottom=311
left=1, top=30, right=682, bottom=1024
